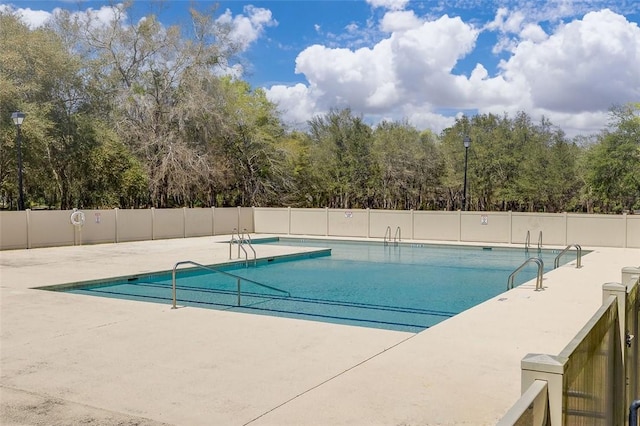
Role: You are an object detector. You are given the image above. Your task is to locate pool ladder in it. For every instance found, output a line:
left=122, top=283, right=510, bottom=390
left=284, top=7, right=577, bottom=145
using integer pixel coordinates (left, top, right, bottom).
left=384, top=226, right=401, bottom=247
left=507, top=257, right=544, bottom=291
left=553, top=244, right=582, bottom=269
left=524, top=230, right=542, bottom=252
left=229, top=228, right=256, bottom=267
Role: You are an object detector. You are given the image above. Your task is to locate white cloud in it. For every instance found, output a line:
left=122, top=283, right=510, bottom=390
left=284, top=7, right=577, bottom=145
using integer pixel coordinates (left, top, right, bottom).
left=499, top=9, right=640, bottom=113
left=216, top=5, right=278, bottom=51
left=265, top=7, right=640, bottom=137
left=379, top=10, right=422, bottom=32
left=5, top=6, right=52, bottom=28
left=366, top=0, right=409, bottom=11
left=266, top=83, right=322, bottom=128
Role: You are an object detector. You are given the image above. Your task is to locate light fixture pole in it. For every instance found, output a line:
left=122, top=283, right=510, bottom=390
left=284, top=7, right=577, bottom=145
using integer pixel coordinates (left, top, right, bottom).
left=11, top=111, right=26, bottom=211
left=462, top=135, right=471, bottom=211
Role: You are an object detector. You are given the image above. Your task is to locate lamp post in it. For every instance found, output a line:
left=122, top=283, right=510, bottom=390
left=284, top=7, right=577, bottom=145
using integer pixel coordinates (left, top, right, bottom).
left=11, top=111, right=26, bottom=211
left=462, top=135, right=471, bottom=211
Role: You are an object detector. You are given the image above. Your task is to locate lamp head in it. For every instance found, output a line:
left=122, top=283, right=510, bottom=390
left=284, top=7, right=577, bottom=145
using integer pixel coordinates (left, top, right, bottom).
left=463, top=135, right=471, bottom=148
left=11, top=111, right=25, bottom=126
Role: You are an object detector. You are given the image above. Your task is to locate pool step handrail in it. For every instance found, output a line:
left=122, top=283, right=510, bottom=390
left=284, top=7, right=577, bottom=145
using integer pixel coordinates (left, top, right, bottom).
left=384, top=226, right=392, bottom=246
left=171, top=260, right=290, bottom=309
left=393, top=226, right=401, bottom=246
left=554, top=244, right=582, bottom=269
left=537, top=231, right=543, bottom=251
left=241, top=229, right=257, bottom=266
left=229, top=227, right=251, bottom=267
left=525, top=231, right=530, bottom=252
left=507, top=257, right=544, bottom=291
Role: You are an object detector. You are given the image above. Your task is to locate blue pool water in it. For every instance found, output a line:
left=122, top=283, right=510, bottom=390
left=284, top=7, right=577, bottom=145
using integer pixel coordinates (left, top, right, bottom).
left=59, top=239, right=570, bottom=333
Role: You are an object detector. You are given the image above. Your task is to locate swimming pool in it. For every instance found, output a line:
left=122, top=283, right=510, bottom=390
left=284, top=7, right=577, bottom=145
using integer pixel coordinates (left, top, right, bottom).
left=54, top=239, right=572, bottom=333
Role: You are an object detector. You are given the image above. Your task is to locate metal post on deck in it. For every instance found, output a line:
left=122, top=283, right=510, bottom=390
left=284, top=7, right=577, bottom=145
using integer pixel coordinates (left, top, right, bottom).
left=630, top=400, right=640, bottom=426
left=237, top=278, right=241, bottom=306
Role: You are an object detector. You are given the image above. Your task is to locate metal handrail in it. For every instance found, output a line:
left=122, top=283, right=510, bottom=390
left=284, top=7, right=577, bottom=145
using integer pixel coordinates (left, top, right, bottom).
left=507, top=257, right=544, bottom=291
left=171, top=260, right=290, bottom=309
left=554, top=244, right=582, bottom=269
left=242, top=229, right=257, bottom=266
left=229, top=229, right=238, bottom=260
left=384, top=226, right=392, bottom=246
left=525, top=230, right=530, bottom=251
left=393, top=226, right=401, bottom=246
left=537, top=231, right=543, bottom=251
left=229, top=227, right=250, bottom=267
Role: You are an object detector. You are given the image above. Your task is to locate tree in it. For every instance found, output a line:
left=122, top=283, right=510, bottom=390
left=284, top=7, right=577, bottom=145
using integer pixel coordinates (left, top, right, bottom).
left=584, top=104, right=640, bottom=212
left=308, top=108, right=375, bottom=208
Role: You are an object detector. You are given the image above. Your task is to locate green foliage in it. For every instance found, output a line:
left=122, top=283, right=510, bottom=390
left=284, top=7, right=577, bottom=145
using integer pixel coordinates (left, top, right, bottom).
left=1, top=9, right=636, bottom=213
left=583, top=104, right=640, bottom=212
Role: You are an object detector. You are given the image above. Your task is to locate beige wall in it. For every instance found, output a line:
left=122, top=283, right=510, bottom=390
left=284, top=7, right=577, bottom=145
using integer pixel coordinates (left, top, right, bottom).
left=186, top=208, right=213, bottom=237
left=80, top=209, right=117, bottom=245
left=461, top=212, right=511, bottom=243
left=253, top=208, right=289, bottom=234
left=369, top=210, right=413, bottom=239
left=213, top=207, right=239, bottom=235
left=153, top=208, right=184, bottom=240
left=628, top=216, right=640, bottom=248
left=328, top=209, right=369, bottom=237
left=567, top=213, right=627, bottom=248
left=239, top=207, right=254, bottom=233
left=117, top=209, right=153, bottom=242
left=2, top=208, right=638, bottom=250
left=0, top=211, right=28, bottom=250
left=511, top=212, right=567, bottom=246
left=290, top=208, right=327, bottom=236
left=29, top=210, right=75, bottom=248
left=413, top=211, right=459, bottom=241
left=253, top=209, right=639, bottom=249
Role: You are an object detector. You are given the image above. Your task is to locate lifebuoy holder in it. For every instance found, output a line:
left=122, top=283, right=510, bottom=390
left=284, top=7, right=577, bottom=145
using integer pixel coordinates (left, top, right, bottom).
left=70, top=210, right=86, bottom=227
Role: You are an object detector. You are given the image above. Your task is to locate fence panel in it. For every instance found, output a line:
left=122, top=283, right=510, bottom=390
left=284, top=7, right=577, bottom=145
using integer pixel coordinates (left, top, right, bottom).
left=497, top=380, right=551, bottom=426
left=560, top=298, right=623, bottom=425
left=185, top=208, right=213, bottom=237
left=327, top=209, right=368, bottom=237
left=0, top=211, right=28, bottom=249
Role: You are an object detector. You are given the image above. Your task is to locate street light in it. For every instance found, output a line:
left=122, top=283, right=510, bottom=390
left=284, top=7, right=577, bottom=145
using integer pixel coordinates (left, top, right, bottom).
left=11, top=111, right=26, bottom=211
left=462, top=135, right=471, bottom=211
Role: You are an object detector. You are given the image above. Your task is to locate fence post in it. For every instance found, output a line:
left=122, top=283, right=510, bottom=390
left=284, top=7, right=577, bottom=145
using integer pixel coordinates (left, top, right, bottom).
left=621, top=268, right=640, bottom=415
left=325, top=207, right=329, bottom=236
left=603, top=282, right=628, bottom=356
left=151, top=207, right=156, bottom=240
left=521, top=353, right=565, bottom=425
left=603, top=282, right=629, bottom=423
left=26, top=208, right=32, bottom=249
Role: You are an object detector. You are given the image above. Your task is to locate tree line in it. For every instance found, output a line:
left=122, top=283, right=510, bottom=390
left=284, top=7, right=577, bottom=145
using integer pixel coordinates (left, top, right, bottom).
left=1, top=6, right=639, bottom=213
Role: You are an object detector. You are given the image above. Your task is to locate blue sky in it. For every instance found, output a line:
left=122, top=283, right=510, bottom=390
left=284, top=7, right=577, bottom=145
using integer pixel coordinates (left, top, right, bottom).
left=3, top=0, right=640, bottom=137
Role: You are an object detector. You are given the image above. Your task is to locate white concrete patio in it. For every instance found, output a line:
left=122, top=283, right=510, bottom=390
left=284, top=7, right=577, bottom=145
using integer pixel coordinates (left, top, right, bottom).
left=1, top=236, right=638, bottom=425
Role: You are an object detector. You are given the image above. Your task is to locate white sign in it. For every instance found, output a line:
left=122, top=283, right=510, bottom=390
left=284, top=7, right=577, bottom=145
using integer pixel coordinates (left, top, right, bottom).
left=481, top=215, right=488, bottom=225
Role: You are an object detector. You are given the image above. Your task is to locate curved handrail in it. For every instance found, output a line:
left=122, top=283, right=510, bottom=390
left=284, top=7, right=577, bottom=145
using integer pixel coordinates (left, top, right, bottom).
left=171, top=260, right=290, bottom=309
left=393, top=226, right=401, bottom=246
left=537, top=231, right=543, bottom=251
left=384, top=226, right=392, bottom=246
left=242, top=229, right=257, bottom=266
left=554, top=244, right=582, bottom=269
left=507, top=257, right=544, bottom=291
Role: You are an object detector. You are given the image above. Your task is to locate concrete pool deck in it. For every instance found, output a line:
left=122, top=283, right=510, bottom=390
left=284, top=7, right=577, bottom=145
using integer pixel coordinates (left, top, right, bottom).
left=1, top=235, right=638, bottom=425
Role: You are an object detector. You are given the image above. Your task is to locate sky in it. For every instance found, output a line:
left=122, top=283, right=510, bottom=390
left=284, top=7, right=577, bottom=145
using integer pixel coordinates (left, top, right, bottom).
left=3, top=0, right=640, bottom=137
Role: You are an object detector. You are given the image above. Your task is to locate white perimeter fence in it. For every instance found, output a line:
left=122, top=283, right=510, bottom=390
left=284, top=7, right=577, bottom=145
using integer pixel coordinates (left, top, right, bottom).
left=1, top=207, right=639, bottom=250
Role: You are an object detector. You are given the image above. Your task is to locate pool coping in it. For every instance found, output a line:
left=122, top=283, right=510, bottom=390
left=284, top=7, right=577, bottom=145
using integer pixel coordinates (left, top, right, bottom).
left=1, top=234, right=638, bottom=425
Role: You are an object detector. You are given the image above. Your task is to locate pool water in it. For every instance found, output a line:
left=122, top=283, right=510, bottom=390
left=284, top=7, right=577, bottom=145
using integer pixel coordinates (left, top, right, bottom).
left=60, top=239, right=570, bottom=333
